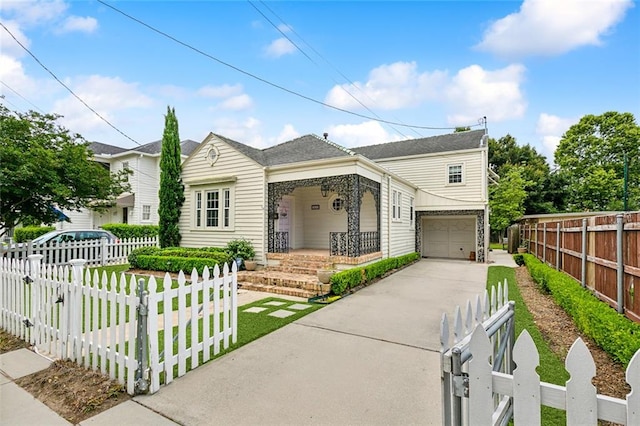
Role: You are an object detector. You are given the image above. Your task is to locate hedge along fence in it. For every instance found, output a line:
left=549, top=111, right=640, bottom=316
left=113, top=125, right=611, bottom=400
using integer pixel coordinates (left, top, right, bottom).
left=330, top=252, right=420, bottom=295
left=128, top=246, right=232, bottom=274
left=14, top=226, right=55, bottom=243
left=101, top=223, right=159, bottom=239
left=522, top=253, right=640, bottom=367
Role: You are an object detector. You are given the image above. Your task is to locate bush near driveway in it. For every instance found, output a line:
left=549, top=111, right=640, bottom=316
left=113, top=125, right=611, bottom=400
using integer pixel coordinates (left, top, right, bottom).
left=330, top=252, right=420, bottom=295
left=14, top=226, right=55, bottom=242
left=101, top=224, right=159, bottom=239
left=523, top=254, right=640, bottom=366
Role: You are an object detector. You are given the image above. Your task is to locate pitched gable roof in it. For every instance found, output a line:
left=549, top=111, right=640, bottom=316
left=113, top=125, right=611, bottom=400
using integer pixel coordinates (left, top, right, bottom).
left=352, top=129, right=486, bottom=160
left=88, top=139, right=200, bottom=157
left=211, top=133, right=354, bottom=167
left=88, top=141, right=128, bottom=156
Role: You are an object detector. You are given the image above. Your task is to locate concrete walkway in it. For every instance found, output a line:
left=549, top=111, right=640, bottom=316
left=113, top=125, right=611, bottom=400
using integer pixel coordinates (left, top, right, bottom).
left=1, top=254, right=518, bottom=425
left=135, top=258, right=490, bottom=425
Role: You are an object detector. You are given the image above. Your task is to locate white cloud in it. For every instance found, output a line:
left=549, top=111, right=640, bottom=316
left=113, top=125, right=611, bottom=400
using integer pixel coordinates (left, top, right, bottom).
left=325, top=61, right=446, bottom=110
left=197, top=83, right=243, bottom=98
left=444, top=64, right=527, bottom=124
left=476, top=0, right=633, bottom=58
left=218, top=94, right=253, bottom=111
left=277, top=24, right=292, bottom=33
left=211, top=116, right=266, bottom=147
left=535, top=113, right=579, bottom=157
left=0, top=20, right=30, bottom=58
left=58, top=15, right=98, bottom=34
left=0, top=0, right=68, bottom=26
left=265, top=37, right=296, bottom=58
left=326, top=121, right=402, bottom=147
left=273, top=124, right=299, bottom=144
left=53, top=75, right=153, bottom=135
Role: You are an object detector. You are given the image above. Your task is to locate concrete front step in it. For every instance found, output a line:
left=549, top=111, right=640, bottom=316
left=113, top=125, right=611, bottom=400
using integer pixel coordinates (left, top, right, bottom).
left=266, top=266, right=323, bottom=275
left=237, top=271, right=331, bottom=293
left=238, top=282, right=318, bottom=299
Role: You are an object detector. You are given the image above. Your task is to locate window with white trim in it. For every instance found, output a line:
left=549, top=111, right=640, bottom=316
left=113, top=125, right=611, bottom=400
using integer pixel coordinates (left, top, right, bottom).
left=392, top=190, right=402, bottom=221
left=193, top=186, right=234, bottom=230
left=448, top=164, right=463, bottom=184
left=142, top=205, right=151, bottom=221
left=122, top=161, right=131, bottom=182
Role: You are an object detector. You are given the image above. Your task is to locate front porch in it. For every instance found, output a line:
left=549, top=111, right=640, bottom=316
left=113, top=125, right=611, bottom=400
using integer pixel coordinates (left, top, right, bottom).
left=237, top=249, right=383, bottom=299
left=267, top=174, right=381, bottom=258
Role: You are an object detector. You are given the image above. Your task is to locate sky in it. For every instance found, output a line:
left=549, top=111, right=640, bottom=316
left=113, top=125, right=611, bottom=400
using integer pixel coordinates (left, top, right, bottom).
left=1, top=0, right=639, bottom=164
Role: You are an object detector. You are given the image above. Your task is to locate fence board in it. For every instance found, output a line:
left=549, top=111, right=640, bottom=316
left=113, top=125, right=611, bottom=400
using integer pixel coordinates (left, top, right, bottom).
left=521, top=212, right=640, bottom=322
left=0, top=254, right=238, bottom=396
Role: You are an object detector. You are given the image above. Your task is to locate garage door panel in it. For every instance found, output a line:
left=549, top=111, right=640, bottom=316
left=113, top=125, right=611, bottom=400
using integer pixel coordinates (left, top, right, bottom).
left=423, top=218, right=475, bottom=259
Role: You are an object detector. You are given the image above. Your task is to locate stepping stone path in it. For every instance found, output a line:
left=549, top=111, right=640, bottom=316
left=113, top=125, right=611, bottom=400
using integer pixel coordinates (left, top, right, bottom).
left=242, top=300, right=313, bottom=318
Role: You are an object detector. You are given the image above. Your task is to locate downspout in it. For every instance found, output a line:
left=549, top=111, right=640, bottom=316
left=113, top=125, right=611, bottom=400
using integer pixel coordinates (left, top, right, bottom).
left=262, top=167, right=268, bottom=265
left=387, top=174, right=391, bottom=259
left=481, top=137, right=489, bottom=263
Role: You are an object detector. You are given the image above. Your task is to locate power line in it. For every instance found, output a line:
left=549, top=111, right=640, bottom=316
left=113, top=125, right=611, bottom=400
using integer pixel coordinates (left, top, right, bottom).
left=252, top=0, right=423, bottom=139
left=96, top=0, right=480, bottom=131
left=0, top=21, right=143, bottom=147
left=0, top=80, right=45, bottom=113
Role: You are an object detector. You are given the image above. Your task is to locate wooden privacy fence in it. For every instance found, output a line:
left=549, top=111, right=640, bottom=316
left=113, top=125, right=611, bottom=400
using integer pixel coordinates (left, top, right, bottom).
left=520, top=212, right=640, bottom=322
left=1, top=236, right=158, bottom=267
left=0, top=255, right=237, bottom=395
left=441, top=280, right=640, bottom=425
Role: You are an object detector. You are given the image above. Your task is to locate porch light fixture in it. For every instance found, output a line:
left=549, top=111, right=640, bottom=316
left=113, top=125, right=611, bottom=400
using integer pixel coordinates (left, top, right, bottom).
left=321, top=181, right=329, bottom=198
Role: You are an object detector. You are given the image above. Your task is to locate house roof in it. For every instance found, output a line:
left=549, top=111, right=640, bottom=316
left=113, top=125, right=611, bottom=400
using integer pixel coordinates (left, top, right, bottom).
left=88, top=139, right=200, bottom=157
left=351, top=129, right=486, bottom=160
left=212, top=133, right=354, bottom=167
left=88, top=141, right=128, bottom=156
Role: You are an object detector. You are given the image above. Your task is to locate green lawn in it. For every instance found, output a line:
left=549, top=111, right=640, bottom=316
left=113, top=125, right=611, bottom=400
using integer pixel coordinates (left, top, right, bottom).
left=158, top=297, right=324, bottom=381
left=487, top=266, right=568, bottom=425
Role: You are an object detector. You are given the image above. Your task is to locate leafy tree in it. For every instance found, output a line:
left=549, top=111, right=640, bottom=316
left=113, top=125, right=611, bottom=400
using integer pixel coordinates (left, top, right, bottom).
left=158, top=106, right=184, bottom=248
left=555, top=111, right=640, bottom=211
left=489, top=166, right=528, bottom=239
left=489, top=134, right=562, bottom=214
left=0, top=106, right=129, bottom=233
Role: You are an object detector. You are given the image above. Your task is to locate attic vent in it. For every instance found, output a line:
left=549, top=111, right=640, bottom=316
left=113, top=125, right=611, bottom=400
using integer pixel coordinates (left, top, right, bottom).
left=323, top=132, right=328, bottom=140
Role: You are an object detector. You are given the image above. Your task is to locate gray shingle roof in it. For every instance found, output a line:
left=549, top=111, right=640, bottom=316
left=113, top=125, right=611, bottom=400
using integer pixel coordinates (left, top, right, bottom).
left=351, top=129, right=486, bottom=160
left=88, top=139, right=200, bottom=157
left=88, top=141, right=128, bottom=156
left=212, top=133, right=353, bottom=167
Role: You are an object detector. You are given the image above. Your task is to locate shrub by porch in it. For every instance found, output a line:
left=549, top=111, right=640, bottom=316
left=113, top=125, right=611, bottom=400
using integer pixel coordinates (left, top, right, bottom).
left=330, top=252, right=420, bottom=295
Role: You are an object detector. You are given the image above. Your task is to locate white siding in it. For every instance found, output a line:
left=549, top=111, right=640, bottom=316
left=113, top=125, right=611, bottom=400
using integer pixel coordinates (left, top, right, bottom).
left=376, top=150, right=485, bottom=203
left=379, top=176, right=416, bottom=258
left=180, top=135, right=266, bottom=261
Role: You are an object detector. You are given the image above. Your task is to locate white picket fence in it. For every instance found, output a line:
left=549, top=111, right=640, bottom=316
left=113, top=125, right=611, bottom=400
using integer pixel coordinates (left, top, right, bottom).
left=441, top=280, right=640, bottom=425
left=1, top=236, right=158, bottom=267
left=0, top=255, right=237, bottom=395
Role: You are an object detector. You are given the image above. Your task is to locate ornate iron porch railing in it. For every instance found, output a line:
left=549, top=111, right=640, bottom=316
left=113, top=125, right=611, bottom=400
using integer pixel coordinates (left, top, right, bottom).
left=330, top=231, right=379, bottom=256
left=273, top=232, right=289, bottom=253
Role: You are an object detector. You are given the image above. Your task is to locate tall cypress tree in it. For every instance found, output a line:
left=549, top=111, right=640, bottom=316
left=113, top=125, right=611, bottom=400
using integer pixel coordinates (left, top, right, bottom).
left=158, top=106, right=184, bottom=248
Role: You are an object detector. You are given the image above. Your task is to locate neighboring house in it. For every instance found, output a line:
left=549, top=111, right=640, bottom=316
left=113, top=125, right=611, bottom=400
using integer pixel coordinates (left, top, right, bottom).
left=58, top=139, right=200, bottom=230
left=179, top=129, right=490, bottom=266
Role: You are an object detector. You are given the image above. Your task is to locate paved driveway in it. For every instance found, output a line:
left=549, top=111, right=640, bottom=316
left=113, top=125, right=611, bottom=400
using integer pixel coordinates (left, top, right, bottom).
left=135, top=259, right=488, bottom=425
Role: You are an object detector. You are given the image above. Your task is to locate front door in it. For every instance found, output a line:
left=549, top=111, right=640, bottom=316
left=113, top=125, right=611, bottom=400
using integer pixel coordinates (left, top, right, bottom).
left=122, top=207, right=129, bottom=224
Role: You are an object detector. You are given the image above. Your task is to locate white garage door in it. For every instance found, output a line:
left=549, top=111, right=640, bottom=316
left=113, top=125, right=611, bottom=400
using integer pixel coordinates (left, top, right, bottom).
left=423, top=218, right=476, bottom=259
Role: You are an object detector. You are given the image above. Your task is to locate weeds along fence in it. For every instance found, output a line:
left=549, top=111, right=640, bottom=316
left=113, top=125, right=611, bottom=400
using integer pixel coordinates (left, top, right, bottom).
left=441, top=280, right=640, bottom=425
left=520, top=212, right=640, bottom=323
left=0, top=255, right=237, bottom=395
left=1, top=237, right=158, bottom=267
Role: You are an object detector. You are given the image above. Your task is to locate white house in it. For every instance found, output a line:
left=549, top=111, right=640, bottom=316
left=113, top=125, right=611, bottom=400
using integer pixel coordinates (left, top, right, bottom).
left=178, top=129, right=490, bottom=268
left=58, top=139, right=200, bottom=230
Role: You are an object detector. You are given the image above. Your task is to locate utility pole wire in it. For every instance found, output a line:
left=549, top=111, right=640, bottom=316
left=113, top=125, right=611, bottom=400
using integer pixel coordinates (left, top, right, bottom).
left=96, top=0, right=480, bottom=131
left=0, top=21, right=143, bottom=147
